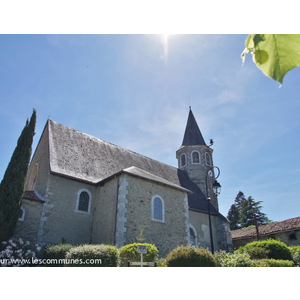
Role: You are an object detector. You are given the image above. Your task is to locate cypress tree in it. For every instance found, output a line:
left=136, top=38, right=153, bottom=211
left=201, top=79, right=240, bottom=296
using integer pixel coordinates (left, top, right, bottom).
left=0, top=109, right=36, bottom=242
left=227, top=203, right=240, bottom=230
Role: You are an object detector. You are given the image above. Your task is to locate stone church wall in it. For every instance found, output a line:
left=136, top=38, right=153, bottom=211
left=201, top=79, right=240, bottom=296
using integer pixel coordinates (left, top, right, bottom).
left=14, top=200, right=43, bottom=243
left=176, top=145, right=218, bottom=210
left=188, top=209, right=218, bottom=251
left=121, top=174, right=189, bottom=257
left=37, top=174, right=96, bottom=245
left=92, top=177, right=119, bottom=245
left=216, top=217, right=233, bottom=252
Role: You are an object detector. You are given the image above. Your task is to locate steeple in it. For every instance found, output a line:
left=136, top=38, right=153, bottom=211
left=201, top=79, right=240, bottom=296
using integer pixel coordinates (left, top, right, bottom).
left=182, top=107, right=206, bottom=146
left=176, top=107, right=219, bottom=210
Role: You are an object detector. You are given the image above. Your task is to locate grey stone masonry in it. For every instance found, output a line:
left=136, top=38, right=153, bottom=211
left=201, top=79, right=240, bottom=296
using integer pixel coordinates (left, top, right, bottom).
left=176, top=144, right=219, bottom=210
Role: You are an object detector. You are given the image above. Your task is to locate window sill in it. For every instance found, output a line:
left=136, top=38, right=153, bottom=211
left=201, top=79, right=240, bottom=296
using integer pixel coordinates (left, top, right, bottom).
left=151, top=218, right=165, bottom=223
left=74, top=209, right=90, bottom=215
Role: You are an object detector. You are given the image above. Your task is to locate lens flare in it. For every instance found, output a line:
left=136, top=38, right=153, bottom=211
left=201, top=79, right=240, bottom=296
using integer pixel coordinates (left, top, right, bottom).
left=161, top=34, right=170, bottom=62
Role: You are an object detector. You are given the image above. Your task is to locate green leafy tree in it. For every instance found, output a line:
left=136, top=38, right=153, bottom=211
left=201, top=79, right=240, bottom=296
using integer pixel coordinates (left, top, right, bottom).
left=227, top=191, right=271, bottom=230
left=242, top=34, right=300, bottom=85
left=0, top=109, right=36, bottom=242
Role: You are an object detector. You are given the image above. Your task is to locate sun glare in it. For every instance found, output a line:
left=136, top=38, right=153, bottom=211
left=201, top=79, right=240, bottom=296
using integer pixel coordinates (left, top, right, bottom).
left=162, top=34, right=170, bottom=43
left=161, top=34, right=171, bottom=61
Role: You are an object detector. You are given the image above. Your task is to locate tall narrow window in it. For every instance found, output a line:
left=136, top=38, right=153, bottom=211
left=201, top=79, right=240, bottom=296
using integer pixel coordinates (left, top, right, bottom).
left=192, top=151, right=200, bottom=164
left=189, top=225, right=198, bottom=246
left=78, top=191, right=89, bottom=211
left=151, top=195, right=165, bottom=223
left=180, top=153, right=187, bottom=167
left=154, top=197, right=162, bottom=219
left=76, top=189, right=91, bottom=214
left=190, top=228, right=196, bottom=245
left=205, top=152, right=211, bottom=166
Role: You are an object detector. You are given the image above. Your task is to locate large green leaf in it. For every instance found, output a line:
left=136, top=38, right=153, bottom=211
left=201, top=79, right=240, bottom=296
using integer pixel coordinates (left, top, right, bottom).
left=241, top=34, right=300, bottom=85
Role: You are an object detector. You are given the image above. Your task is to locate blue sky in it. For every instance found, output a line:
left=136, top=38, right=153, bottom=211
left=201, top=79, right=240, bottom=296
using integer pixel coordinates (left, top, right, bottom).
left=1, top=34, right=300, bottom=223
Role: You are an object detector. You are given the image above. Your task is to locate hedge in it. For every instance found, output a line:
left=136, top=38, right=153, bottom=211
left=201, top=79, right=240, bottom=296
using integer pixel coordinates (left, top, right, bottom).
left=43, top=244, right=76, bottom=266
left=237, top=239, right=293, bottom=261
left=166, top=245, right=217, bottom=267
left=251, top=259, right=294, bottom=267
left=65, top=244, right=119, bottom=267
left=289, top=245, right=300, bottom=266
left=214, top=250, right=253, bottom=267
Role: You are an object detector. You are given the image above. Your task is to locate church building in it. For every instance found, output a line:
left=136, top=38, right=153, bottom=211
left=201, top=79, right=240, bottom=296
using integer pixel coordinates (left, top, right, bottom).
left=15, top=108, right=233, bottom=256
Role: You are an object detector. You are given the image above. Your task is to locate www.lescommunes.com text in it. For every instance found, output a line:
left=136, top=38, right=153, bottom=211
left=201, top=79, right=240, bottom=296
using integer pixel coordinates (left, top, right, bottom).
left=1, top=257, right=102, bottom=266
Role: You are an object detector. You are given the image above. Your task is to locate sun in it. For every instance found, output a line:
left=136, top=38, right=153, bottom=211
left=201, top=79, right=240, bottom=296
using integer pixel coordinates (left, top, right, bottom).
left=162, top=34, right=170, bottom=44
left=160, top=34, right=171, bottom=61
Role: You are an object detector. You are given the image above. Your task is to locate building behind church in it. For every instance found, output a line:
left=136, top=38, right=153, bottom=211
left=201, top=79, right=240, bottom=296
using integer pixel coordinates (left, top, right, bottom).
left=15, top=108, right=233, bottom=256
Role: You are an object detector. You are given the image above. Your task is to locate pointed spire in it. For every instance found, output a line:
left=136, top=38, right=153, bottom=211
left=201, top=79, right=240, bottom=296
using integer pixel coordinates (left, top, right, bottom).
left=182, top=107, right=206, bottom=146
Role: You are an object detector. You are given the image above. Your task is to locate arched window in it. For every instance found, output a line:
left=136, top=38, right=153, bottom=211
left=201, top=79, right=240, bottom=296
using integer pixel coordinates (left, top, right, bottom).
left=192, top=151, right=200, bottom=164
left=151, top=195, right=165, bottom=223
left=205, top=152, right=211, bottom=166
left=76, top=189, right=91, bottom=214
left=180, top=153, right=187, bottom=167
left=189, top=224, right=198, bottom=246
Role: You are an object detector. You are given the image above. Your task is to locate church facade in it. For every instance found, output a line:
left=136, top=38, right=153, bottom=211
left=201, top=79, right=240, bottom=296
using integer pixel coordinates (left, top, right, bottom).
left=15, top=109, right=233, bottom=256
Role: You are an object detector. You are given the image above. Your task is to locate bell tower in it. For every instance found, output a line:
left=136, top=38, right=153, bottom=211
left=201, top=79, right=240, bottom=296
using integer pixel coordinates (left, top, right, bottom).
left=176, top=107, right=219, bottom=210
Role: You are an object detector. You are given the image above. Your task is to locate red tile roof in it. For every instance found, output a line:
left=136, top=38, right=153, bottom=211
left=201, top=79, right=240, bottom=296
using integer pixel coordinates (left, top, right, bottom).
left=231, top=216, right=300, bottom=239
left=23, top=190, right=45, bottom=203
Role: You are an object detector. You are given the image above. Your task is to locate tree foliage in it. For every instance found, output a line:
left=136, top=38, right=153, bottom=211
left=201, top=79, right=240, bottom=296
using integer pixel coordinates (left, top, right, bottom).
left=0, top=109, right=36, bottom=242
left=227, top=191, right=271, bottom=230
left=242, top=34, right=300, bottom=85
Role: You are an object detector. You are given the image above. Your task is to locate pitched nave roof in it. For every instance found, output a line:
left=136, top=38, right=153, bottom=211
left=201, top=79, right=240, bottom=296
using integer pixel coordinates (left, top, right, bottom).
left=44, top=119, right=224, bottom=218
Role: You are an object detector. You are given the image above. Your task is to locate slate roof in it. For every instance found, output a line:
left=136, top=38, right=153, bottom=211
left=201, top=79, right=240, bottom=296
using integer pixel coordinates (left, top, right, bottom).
left=231, top=216, right=300, bottom=239
left=48, top=120, right=182, bottom=185
left=181, top=108, right=206, bottom=146
left=120, top=166, right=191, bottom=193
left=44, top=119, right=226, bottom=218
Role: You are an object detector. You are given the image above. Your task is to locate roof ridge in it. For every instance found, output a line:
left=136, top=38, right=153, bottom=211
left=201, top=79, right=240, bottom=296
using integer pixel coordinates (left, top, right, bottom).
left=122, top=166, right=191, bottom=193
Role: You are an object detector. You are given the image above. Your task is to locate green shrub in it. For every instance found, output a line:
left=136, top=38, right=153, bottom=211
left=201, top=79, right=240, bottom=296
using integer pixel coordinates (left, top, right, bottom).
left=250, top=260, right=269, bottom=267
left=215, top=250, right=253, bottom=267
left=166, top=246, right=217, bottom=267
left=157, top=258, right=167, bottom=267
left=289, top=246, right=300, bottom=266
left=252, top=259, right=294, bottom=267
left=119, top=243, right=158, bottom=266
left=244, top=246, right=270, bottom=259
left=65, top=244, right=119, bottom=267
left=43, top=244, right=76, bottom=266
left=238, top=239, right=293, bottom=261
